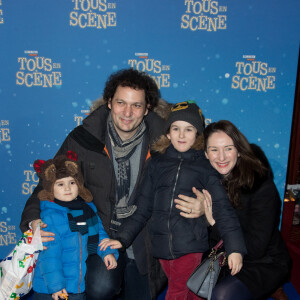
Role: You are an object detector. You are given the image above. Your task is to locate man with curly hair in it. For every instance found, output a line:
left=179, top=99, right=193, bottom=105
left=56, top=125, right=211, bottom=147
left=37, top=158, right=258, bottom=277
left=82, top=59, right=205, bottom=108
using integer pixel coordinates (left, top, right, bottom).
left=20, top=68, right=170, bottom=300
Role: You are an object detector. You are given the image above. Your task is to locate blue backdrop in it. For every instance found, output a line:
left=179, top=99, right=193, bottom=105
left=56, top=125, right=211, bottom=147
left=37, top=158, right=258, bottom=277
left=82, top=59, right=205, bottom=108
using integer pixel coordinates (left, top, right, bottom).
left=0, top=0, right=299, bottom=259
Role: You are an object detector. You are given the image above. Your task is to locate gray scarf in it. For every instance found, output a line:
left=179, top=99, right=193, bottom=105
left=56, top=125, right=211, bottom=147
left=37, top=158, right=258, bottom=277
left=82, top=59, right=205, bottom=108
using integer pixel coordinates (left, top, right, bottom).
left=107, top=114, right=146, bottom=220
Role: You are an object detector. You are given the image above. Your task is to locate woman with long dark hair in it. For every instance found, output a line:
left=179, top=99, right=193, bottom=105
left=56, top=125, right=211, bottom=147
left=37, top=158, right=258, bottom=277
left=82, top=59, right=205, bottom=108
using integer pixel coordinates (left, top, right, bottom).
left=201, top=120, right=290, bottom=300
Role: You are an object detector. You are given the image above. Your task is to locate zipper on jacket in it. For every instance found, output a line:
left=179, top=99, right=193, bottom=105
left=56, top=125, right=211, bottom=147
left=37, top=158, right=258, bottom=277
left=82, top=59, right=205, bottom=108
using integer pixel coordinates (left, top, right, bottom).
left=78, top=233, right=82, bottom=293
left=168, top=159, right=183, bottom=259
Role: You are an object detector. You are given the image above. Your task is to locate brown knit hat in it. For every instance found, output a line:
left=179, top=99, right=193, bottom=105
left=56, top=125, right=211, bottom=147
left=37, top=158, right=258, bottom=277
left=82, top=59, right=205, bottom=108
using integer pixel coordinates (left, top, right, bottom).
left=33, top=151, right=93, bottom=202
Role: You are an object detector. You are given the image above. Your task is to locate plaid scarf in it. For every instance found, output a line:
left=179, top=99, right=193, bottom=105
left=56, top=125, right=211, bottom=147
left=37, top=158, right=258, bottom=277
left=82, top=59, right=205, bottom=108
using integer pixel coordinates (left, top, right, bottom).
left=54, top=197, right=99, bottom=255
left=107, top=114, right=146, bottom=219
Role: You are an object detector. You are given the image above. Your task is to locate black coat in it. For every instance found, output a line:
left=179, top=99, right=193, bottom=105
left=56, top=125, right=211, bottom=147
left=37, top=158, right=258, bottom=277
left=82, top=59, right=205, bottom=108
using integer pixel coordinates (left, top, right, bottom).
left=117, top=145, right=247, bottom=260
left=210, top=174, right=291, bottom=299
left=20, top=103, right=167, bottom=299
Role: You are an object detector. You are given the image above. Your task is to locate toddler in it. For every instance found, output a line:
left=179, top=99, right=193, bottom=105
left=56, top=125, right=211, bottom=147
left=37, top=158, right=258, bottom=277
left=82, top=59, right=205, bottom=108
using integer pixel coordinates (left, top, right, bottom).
left=32, top=151, right=118, bottom=300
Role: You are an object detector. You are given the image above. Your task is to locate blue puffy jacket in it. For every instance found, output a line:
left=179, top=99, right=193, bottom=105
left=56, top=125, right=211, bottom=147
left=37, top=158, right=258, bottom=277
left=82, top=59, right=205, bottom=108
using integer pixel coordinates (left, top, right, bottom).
left=33, top=201, right=118, bottom=294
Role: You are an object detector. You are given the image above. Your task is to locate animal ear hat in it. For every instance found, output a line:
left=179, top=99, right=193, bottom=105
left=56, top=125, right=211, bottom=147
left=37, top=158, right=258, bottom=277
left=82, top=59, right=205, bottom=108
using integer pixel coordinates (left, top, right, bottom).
left=33, top=151, right=93, bottom=202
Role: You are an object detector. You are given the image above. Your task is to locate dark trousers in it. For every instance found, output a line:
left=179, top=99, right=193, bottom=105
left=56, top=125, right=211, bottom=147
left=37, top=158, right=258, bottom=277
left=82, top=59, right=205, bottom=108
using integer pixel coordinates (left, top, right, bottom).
left=211, top=275, right=253, bottom=300
left=85, top=252, right=151, bottom=300
left=121, top=254, right=151, bottom=300
left=160, top=253, right=204, bottom=300
left=33, top=292, right=85, bottom=300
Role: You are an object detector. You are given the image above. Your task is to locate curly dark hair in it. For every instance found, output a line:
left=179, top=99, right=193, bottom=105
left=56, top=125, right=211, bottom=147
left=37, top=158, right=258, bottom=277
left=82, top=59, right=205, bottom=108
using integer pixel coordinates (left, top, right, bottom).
left=103, top=68, right=160, bottom=110
left=204, top=120, right=267, bottom=207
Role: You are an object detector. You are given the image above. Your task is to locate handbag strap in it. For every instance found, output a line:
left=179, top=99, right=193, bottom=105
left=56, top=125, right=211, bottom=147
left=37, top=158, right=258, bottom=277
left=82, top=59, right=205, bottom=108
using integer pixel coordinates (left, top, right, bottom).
left=213, top=240, right=223, bottom=251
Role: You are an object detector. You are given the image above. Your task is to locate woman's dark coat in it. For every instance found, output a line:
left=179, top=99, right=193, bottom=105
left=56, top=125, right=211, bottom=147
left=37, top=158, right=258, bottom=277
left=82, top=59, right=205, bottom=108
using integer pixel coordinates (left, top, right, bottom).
left=210, top=148, right=290, bottom=299
left=236, top=176, right=290, bottom=298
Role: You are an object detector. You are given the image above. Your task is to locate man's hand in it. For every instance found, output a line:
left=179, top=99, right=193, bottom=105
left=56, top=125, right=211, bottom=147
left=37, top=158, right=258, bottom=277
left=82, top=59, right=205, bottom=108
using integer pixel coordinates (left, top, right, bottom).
left=31, top=219, right=55, bottom=249
left=174, top=187, right=204, bottom=218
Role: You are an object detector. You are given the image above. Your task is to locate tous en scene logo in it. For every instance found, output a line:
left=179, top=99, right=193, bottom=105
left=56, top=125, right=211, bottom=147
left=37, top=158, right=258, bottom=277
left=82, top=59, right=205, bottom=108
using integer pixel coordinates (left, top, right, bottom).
left=22, top=168, right=38, bottom=195
left=74, top=110, right=90, bottom=126
left=181, top=0, right=227, bottom=31
left=16, top=51, right=62, bottom=88
left=0, top=120, right=10, bottom=144
left=128, top=53, right=171, bottom=89
left=0, top=222, right=17, bottom=247
left=70, top=0, right=117, bottom=29
left=231, top=55, right=276, bottom=92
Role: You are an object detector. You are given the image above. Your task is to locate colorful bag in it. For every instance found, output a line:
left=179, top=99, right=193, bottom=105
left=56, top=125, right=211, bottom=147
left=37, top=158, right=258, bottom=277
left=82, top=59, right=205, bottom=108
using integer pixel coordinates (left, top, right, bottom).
left=0, top=225, right=43, bottom=299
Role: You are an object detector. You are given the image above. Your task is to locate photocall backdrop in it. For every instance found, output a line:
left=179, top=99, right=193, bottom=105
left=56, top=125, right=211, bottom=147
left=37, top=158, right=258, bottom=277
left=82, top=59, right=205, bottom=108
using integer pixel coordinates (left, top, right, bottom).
left=0, top=0, right=299, bottom=259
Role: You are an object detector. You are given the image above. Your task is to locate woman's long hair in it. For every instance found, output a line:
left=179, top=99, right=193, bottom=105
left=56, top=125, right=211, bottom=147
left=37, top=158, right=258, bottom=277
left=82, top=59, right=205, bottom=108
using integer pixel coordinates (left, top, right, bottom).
left=203, top=120, right=267, bottom=207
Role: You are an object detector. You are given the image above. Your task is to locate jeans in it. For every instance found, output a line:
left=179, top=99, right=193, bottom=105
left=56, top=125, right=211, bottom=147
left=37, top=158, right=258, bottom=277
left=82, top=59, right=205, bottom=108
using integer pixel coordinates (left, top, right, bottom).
left=85, top=253, right=125, bottom=300
left=33, top=292, right=85, bottom=300
left=85, top=252, right=151, bottom=300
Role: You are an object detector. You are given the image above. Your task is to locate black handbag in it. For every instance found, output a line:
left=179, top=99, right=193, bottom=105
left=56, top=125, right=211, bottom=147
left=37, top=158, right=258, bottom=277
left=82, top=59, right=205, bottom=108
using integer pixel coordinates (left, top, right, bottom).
left=187, top=240, right=226, bottom=300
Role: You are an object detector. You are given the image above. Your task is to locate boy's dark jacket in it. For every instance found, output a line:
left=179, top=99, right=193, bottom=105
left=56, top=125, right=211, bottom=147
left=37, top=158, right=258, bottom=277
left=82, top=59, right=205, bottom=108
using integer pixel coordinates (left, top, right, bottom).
left=20, top=102, right=168, bottom=299
left=116, top=145, right=247, bottom=259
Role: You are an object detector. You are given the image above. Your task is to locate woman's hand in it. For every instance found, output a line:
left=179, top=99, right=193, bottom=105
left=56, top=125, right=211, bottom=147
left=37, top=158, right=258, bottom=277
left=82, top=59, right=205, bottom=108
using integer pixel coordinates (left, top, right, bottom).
left=202, top=189, right=216, bottom=226
left=52, top=288, right=68, bottom=300
left=99, top=238, right=122, bottom=251
left=174, top=187, right=205, bottom=218
left=31, top=219, right=55, bottom=250
left=104, top=254, right=118, bottom=270
left=228, top=253, right=243, bottom=275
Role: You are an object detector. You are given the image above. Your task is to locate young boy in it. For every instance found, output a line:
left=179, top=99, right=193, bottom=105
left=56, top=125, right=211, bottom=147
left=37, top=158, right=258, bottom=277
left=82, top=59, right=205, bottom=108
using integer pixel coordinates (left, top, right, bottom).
left=100, top=101, right=246, bottom=299
left=32, top=151, right=118, bottom=300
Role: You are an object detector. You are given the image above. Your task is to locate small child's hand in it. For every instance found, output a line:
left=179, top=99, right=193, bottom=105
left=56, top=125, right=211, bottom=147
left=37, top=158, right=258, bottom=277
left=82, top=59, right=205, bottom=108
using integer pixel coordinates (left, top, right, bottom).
left=104, top=253, right=117, bottom=270
left=99, top=238, right=122, bottom=251
left=228, top=252, right=243, bottom=275
left=52, top=288, right=68, bottom=300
